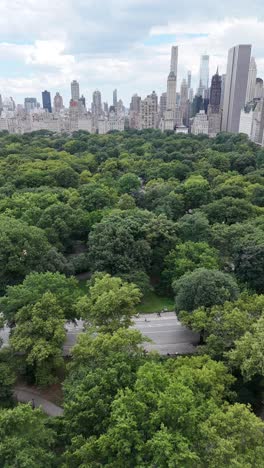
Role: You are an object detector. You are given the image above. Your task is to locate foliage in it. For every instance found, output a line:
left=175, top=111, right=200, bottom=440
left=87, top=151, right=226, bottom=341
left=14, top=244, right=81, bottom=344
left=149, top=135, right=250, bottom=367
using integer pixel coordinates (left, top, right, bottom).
left=0, top=130, right=263, bottom=465
left=163, top=241, right=219, bottom=290
left=174, top=268, right=239, bottom=312
left=0, top=404, right=55, bottom=467
left=0, top=271, right=79, bottom=324
left=77, top=273, right=142, bottom=331
left=10, top=292, right=66, bottom=385
left=180, top=293, right=264, bottom=358
left=227, top=314, right=264, bottom=381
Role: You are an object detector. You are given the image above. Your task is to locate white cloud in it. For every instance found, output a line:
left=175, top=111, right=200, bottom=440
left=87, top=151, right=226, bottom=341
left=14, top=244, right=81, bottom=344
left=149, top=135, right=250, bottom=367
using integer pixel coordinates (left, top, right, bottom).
left=1, top=2, right=264, bottom=105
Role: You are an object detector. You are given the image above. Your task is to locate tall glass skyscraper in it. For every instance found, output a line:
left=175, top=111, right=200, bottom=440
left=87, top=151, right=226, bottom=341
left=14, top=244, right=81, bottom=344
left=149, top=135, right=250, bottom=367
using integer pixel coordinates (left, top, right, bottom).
left=42, top=90, right=52, bottom=113
left=199, top=55, right=210, bottom=90
left=222, top=44, right=251, bottom=133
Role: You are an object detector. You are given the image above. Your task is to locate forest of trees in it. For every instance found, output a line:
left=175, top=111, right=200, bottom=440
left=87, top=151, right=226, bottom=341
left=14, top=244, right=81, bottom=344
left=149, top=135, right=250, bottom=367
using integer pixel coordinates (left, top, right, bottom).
left=0, top=128, right=264, bottom=466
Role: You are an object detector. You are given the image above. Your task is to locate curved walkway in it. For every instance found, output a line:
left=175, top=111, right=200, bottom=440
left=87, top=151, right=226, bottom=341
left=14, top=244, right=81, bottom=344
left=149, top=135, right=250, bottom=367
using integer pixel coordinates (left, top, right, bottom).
left=13, top=386, right=63, bottom=417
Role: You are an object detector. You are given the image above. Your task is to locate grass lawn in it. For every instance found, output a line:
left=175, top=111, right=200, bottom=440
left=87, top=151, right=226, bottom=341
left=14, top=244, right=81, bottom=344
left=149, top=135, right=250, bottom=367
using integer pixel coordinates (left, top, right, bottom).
left=136, top=291, right=175, bottom=314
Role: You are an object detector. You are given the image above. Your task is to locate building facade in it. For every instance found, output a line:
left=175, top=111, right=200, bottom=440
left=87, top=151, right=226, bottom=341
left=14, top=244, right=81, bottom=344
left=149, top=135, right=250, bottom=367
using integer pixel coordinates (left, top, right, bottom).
left=222, top=44, right=251, bottom=133
left=42, top=91, right=52, bottom=113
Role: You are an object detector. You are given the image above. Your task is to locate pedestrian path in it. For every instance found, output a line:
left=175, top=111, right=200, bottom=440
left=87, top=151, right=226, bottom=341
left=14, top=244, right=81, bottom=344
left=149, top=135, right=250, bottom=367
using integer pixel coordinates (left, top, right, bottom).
left=13, top=386, right=63, bottom=417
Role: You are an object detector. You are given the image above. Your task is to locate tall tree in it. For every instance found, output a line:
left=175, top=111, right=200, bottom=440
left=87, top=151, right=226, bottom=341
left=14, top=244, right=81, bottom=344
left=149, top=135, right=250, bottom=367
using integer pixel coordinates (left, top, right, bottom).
left=77, top=274, right=142, bottom=331
left=0, top=405, right=55, bottom=467
left=10, top=292, right=66, bottom=385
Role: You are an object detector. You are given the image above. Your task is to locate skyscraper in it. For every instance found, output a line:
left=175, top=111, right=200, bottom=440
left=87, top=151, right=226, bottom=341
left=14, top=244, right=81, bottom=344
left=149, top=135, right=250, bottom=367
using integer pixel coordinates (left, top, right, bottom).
left=208, top=70, right=222, bottom=137
left=210, top=69, right=222, bottom=110
left=53, top=92, right=63, bottom=112
left=159, top=92, right=167, bottom=117
left=92, top=90, right=102, bottom=116
left=113, top=89, right=117, bottom=108
left=166, top=72, right=177, bottom=111
left=220, top=74, right=226, bottom=109
left=254, top=78, right=264, bottom=99
left=42, top=90, right=52, bottom=113
left=71, top=80, right=80, bottom=101
left=245, top=57, right=257, bottom=103
left=180, top=79, right=189, bottom=126
left=166, top=45, right=178, bottom=111
left=140, top=92, right=158, bottom=129
left=170, top=46, right=178, bottom=76
left=24, top=97, right=37, bottom=112
left=200, top=55, right=210, bottom=90
left=130, top=94, right=141, bottom=113
left=187, top=71, right=192, bottom=89
left=222, top=44, right=251, bottom=133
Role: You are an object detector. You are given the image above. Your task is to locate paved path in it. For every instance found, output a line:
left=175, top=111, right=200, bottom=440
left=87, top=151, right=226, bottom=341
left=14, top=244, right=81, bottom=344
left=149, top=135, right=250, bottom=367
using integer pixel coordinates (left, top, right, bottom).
left=1, top=313, right=199, bottom=357
left=64, top=313, right=199, bottom=355
left=132, top=312, right=199, bottom=355
left=13, top=386, right=63, bottom=417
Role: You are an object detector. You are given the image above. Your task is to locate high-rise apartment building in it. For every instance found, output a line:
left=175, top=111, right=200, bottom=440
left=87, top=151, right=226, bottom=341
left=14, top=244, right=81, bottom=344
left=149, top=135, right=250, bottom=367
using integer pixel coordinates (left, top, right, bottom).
left=255, top=78, right=264, bottom=99
left=24, top=97, right=37, bottom=112
left=180, top=79, right=189, bottom=126
left=187, top=71, right=192, bottom=89
left=222, top=44, right=251, bottom=133
left=113, top=89, right=117, bottom=108
left=170, top=46, right=178, bottom=76
left=166, top=72, right=177, bottom=111
left=71, top=80, right=80, bottom=101
left=200, top=55, right=210, bottom=90
left=245, top=57, right=257, bottom=103
left=42, top=91, right=52, bottom=113
left=53, top=92, right=63, bottom=112
left=159, top=92, right=167, bottom=117
left=191, top=110, right=209, bottom=135
left=130, top=94, right=141, bottom=113
left=166, top=46, right=178, bottom=111
left=140, top=92, right=158, bottom=129
left=92, top=90, right=102, bottom=117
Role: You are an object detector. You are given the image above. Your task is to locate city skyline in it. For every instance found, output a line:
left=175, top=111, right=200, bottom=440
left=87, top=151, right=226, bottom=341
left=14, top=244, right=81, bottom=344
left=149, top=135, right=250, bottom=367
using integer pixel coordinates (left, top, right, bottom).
left=1, top=1, right=264, bottom=104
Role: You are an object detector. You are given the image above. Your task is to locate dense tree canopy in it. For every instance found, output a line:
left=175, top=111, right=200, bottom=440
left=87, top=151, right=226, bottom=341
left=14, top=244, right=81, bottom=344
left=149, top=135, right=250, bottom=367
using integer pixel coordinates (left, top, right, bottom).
left=0, top=130, right=264, bottom=465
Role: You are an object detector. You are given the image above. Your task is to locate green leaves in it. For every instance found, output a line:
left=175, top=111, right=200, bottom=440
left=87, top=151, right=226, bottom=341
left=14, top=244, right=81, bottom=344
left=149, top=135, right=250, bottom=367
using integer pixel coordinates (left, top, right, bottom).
left=0, top=405, right=55, bottom=467
left=10, top=292, right=66, bottom=386
left=173, top=268, right=239, bottom=312
left=77, top=273, right=142, bottom=332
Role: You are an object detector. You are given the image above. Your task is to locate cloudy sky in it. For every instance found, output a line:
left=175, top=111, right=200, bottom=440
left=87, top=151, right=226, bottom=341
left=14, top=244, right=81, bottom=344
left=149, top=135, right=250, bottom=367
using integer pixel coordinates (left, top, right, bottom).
left=1, top=0, right=264, bottom=106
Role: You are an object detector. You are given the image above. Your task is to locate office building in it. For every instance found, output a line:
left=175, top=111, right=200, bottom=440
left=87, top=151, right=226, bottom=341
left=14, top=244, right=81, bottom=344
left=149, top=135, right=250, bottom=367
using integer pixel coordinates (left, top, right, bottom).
left=220, top=74, right=226, bottom=109
left=42, top=91, right=52, bottom=113
left=222, top=44, right=251, bottom=133
left=245, top=57, right=257, bottom=103
left=200, top=55, right=210, bottom=90
left=208, top=70, right=222, bottom=137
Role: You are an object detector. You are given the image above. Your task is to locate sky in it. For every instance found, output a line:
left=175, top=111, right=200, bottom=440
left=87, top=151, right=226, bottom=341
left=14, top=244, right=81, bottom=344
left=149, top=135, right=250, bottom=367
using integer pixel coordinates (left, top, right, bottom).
left=1, top=0, right=264, bottom=107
